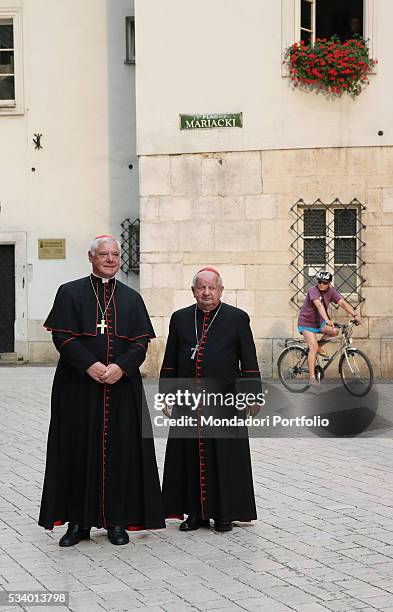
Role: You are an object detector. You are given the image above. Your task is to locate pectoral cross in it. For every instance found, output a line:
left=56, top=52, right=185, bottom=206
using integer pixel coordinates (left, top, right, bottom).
left=97, top=318, right=107, bottom=335
left=190, top=344, right=199, bottom=360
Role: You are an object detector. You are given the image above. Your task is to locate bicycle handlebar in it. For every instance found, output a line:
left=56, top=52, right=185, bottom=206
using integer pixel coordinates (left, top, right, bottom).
left=334, top=319, right=359, bottom=329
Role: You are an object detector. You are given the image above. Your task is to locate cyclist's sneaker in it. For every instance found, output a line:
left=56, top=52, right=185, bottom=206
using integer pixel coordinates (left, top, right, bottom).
left=309, top=379, right=321, bottom=389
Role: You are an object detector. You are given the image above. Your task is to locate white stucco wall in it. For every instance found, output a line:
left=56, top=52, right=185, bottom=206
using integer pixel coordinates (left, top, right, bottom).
left=0, top=0, right=138, bottom=358
left=135, top=0, right=392, bottom=156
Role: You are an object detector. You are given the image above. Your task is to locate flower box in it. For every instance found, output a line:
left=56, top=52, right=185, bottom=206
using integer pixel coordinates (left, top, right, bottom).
left=284, top=36, right=377, bottom=97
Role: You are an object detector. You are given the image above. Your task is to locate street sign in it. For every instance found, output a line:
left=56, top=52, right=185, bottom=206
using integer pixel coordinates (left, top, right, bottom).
left=180, top=113, right=242, bottom=130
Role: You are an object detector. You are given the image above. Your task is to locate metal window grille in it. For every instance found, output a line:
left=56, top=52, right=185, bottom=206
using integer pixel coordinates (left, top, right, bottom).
left=290, top=198, right=365, bottom=308
left=120, top=217, right=140, bottom=275
left=125, top=16, right=135, bottom=64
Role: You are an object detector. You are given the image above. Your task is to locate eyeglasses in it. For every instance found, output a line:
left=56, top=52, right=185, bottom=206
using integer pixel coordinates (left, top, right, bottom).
left=318, top=280, right=331, bottom=285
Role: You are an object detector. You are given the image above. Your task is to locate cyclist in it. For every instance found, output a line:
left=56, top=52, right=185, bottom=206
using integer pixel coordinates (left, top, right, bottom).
left=298, top=271, right=362, bottom=387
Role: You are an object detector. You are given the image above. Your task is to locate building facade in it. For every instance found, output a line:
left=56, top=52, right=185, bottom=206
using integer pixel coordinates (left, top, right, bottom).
left=135, top=0, right=393, bottom=377
left=0, top=0, right=138, bottom=362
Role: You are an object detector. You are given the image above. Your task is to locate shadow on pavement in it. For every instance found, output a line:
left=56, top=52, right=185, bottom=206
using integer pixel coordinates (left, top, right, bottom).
left=260, top=381, right=389, bottom=438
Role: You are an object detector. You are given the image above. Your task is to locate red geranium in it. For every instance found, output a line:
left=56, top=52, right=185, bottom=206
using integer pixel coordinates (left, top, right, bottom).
left=284, top=35, right=376, bottom=97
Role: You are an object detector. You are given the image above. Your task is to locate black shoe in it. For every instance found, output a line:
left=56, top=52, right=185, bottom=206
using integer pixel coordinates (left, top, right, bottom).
left=59, top=524, right=90, bottom=547
left=107, top=526, right=129, bottom=545
left=214, top=520, right=233, bottom=532
left=179, top=516, right=210, bottom=531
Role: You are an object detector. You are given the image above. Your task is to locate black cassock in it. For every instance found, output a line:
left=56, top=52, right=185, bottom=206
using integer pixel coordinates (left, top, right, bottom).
left=160, top=302, right=262, bottom=523
left=38, top=274, right=165, bottom=532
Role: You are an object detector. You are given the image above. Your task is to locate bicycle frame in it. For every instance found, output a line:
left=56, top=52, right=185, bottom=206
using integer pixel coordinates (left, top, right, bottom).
left=319, top=322, right=357, bottom=375
left=286, top=322, right=357, bottom=376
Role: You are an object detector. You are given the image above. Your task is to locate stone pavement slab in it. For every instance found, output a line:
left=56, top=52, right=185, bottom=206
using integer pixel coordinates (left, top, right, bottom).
left=1, top=368, right=393, bottom=611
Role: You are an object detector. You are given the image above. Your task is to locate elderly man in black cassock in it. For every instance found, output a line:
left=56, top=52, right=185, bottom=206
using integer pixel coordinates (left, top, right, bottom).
left=160, top=267, right=262, bottom=532
left=39, top=235, right=165, bottom=546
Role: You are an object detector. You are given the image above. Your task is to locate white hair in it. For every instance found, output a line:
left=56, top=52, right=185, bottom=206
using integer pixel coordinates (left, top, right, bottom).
left=89, top=237, right=121, bottom=255
left=192, top=271, right=223, bottom=288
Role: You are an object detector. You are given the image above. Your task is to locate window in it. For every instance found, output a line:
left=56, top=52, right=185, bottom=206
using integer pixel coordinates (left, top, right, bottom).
left=300, top=0, right=316, bottom=45
left=299, top=0, right=364, bottom=44
left=125, top=16, right=135, bottom=64
left=282, top=0, right=377, bottom=73
left=0, top=18, right=15, bottom=104
left=120, top=217, right=140, bottom=275
left=290, top=199, right=365, bottom=307
left=0, top=8, right=23, bottom=113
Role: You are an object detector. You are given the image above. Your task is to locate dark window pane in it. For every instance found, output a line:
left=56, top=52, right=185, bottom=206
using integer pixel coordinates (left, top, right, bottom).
left=334, top=208, right=356, bottom=236
left=126, top=17, right=135, bottom=62
left=334, top=238, right=356, bottom=264
left=300, top=29, right=311, bottom=44
left=334, top=265, right=358, bottom=294
left=316, top=0, right=363, bottom=41
left=0, top=50, right=14, bottom=73
left=304, top=238, right=326, bottom=264
left=304, top=209, right=326, bottom=236
left=0, top=24, right=13, bottom=49
left=0, top=75, right=14, bottom=99
left=301, top=0, right=312, bottom=30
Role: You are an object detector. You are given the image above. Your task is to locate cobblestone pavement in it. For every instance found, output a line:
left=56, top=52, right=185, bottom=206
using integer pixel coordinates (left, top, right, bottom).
left=1, top=367, right=393, bottom=612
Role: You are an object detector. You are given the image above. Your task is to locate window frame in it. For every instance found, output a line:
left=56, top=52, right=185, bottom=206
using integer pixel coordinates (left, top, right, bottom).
left=297, top=0, right=316, bottom=45
left=294, top=202, right=363, bottom=305
left=0, top=18, right=15, bottom=105
left=282, top=0, right=378, bottom=76
left=0, top=7, right=23, bottom=115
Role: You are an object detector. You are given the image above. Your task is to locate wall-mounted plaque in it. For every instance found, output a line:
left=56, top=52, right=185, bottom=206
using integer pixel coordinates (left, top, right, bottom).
left=180, top=112, right=243, bottom=130
left=38, top=239, right=66, bottom=259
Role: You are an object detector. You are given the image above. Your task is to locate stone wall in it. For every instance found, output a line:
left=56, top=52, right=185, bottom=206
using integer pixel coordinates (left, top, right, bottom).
left=139, top=146, right=393, bottom=378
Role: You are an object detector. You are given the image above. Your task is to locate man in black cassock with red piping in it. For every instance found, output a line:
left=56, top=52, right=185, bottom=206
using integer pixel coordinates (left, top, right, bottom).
left=38, top=235, right=165, bottom=546
left=160, top=267, right=262, bottom=533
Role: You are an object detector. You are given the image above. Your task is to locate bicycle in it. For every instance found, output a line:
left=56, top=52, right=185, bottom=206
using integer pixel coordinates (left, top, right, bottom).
left=277, top=320, right=374, bottom=396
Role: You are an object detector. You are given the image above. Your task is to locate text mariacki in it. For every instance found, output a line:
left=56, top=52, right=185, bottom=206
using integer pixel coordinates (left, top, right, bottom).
left=180, top=113, right=242, bottom=130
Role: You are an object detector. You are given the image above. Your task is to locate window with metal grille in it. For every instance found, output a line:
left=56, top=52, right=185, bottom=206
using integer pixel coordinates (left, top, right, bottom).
left=290, top=198, right=365, bottom=308
left=120, top=217, right=140, bottom=275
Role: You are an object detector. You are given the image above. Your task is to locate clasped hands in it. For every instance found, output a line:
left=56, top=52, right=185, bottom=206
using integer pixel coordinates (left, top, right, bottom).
left=244, top=404, right=261, bottom=418
left=87, top=362, right=124, bottom=384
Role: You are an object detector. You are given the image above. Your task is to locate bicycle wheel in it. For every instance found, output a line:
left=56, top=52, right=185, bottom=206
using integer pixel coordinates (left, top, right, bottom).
left=277, top=346, right=310, bottom=393
left=339, top=349, right=374, bottom=397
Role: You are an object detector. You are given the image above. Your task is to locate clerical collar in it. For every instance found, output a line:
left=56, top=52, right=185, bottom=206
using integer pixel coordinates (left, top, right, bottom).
left=197, top=301, right=222, bottom=315
left=91, top=273, right=116, bottom=284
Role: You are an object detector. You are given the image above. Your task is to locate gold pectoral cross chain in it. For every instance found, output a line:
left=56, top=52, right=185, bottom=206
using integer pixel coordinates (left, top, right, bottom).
left=89, top=277, right=116, bottom=335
